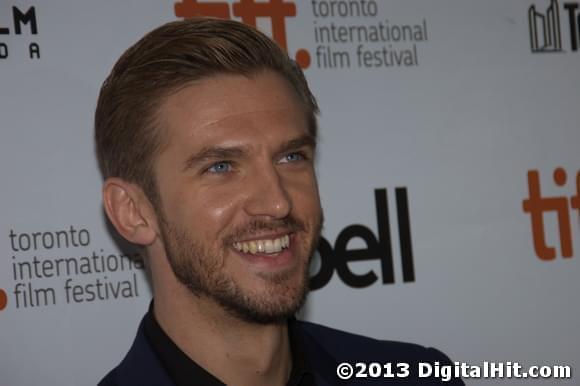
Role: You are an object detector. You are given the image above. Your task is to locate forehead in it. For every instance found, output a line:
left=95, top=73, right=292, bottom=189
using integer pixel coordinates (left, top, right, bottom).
left=155, top=71, right=309, bottom=152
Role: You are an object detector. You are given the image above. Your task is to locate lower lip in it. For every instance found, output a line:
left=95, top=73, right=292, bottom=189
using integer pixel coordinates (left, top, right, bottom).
left=232, top=236, right=297, bottom=271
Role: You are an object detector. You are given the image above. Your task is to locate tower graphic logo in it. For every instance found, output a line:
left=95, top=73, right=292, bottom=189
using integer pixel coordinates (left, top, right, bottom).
left=529, top=0, right=562, bottom=52
left=528, top=0, right=580, bottom=53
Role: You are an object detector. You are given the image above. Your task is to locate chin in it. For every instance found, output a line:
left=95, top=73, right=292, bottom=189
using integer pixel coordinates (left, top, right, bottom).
left=216, top=271, right=310, bottom=325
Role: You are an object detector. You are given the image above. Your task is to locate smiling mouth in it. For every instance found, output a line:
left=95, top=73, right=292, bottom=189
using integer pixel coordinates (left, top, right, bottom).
left=233, top=235, right=290, bottom=255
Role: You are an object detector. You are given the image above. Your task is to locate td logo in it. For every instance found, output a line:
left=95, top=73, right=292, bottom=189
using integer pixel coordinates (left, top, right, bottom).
left=310, top=188, right=416, bottom=290
left=174, top=0, right=311, bottom=68
left=528, top=0, right=580, bottom=53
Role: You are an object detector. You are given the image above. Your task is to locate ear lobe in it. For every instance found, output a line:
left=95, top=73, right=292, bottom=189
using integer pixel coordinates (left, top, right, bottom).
left=102, top=178, right=158, bottom=246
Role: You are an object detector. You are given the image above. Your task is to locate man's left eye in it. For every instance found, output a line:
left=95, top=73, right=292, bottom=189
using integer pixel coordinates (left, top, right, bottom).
left=206, top=161, right=232, bottom=173
left=279, top=152, right=305, bottom=163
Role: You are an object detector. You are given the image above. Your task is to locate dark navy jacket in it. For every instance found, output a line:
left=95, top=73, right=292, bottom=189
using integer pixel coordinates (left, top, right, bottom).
left=99, top=317, right=465, bottom=385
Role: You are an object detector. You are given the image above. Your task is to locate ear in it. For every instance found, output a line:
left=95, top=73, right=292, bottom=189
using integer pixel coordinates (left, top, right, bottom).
left=102, top=178, right=159, bottom=246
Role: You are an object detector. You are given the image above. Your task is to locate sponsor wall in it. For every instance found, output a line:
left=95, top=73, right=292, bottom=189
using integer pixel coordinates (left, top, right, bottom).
left=1, top=0, right=578, bottom=385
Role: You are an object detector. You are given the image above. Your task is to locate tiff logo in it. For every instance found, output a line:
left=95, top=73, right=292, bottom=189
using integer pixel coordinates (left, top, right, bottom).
left=174, top=0, right=311, bottom=68
left=0, top=6, right=40, bottom=59
left=528, top=0, right=580, bottom=52
left=522, top=168, right=580, bottom=260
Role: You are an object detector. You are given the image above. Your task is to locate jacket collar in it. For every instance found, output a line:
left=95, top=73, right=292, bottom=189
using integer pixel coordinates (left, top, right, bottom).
left=111, top=316, right=339, bottom=386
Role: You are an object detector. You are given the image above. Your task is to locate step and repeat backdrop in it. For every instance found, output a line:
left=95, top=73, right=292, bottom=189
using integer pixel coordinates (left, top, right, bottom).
left=1, top=0, right=578, bottom=385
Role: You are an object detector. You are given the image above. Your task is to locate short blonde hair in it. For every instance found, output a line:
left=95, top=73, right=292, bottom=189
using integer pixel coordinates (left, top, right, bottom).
left=95, top=18, right=318, bottom=202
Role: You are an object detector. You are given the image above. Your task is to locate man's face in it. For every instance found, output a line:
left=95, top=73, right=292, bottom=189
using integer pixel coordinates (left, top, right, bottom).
left=151, top=71, right=322, bottom=323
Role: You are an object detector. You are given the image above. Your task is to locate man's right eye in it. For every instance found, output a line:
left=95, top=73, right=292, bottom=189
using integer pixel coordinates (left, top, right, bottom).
left=206, top=161, right=233, bottom=174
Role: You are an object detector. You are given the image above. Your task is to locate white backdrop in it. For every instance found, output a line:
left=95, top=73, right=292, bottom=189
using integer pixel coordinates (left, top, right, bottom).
left=1, top=1, right=579, bottom=385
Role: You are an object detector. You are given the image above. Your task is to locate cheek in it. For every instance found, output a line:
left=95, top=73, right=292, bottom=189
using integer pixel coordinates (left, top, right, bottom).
left=287, top=174, right=321, bottom=213
left=177, top=186, right=241, bottom=236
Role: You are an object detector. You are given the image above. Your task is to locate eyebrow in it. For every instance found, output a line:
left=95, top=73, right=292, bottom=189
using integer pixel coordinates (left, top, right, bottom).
left=276, top=134, right=316, bottom=156
left=182, top=134, right=316, bottom=172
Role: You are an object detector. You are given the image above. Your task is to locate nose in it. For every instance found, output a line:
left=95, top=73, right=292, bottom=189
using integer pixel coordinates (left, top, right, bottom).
left=243, top=164, right=292, bottom=219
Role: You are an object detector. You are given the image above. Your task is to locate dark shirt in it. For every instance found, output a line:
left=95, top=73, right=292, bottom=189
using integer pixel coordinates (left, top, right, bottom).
left=143, top=305, right=315, bottom=386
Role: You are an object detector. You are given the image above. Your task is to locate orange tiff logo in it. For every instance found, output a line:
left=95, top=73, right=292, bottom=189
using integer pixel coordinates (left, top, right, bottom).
left=522, top=168, right=579, bottom=260
left=174, top=0, right=311, bottom=68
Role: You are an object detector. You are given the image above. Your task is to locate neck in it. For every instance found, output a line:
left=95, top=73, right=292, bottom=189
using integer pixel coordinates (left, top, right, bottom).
left=154, top=284, right=292, bottom=386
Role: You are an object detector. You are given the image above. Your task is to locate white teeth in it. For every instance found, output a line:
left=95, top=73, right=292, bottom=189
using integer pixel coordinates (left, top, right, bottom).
left=264, top=240, right=274, bottom=253
left=273, top=238, right=281, bottom=252
left=233, top=235, right=290, bottom=255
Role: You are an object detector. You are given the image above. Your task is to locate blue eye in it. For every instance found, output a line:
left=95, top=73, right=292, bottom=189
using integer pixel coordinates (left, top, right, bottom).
left=281, top=152, right=305, bottom=163
left=207, top=161, right=232, bottom=173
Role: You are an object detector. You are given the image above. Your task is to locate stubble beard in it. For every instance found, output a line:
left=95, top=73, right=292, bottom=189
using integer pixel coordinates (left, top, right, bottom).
left=159, top=214, right=321, bottom=324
